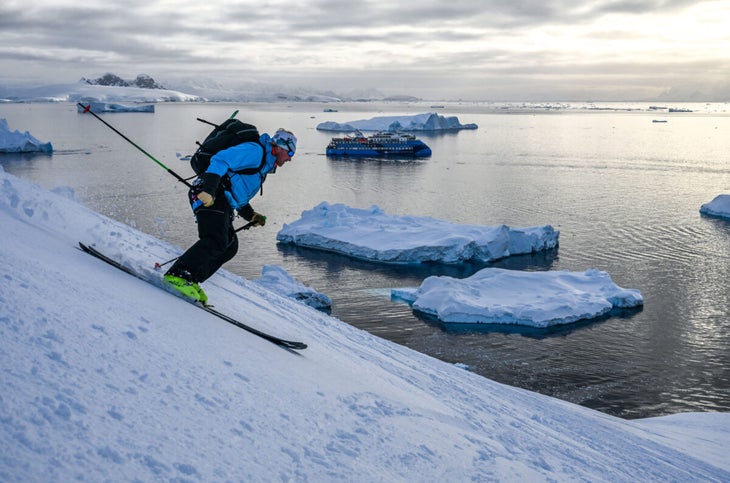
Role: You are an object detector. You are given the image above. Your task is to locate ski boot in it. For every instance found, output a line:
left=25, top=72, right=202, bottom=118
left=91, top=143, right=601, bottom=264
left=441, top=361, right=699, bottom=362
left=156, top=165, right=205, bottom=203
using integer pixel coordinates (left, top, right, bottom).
left=163, top=274, right=209, bottom=305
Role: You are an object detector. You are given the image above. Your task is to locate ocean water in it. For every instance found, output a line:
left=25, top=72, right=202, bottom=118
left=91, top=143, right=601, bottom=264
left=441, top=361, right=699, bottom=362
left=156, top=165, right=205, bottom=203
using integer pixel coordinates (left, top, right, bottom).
left=2, top=100, right=729, bottom=419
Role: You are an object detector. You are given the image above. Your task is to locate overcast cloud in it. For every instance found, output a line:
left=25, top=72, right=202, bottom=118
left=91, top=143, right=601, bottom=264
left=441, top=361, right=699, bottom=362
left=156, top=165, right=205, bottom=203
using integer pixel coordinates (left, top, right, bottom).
left=0, top=0, right=728, bottom=100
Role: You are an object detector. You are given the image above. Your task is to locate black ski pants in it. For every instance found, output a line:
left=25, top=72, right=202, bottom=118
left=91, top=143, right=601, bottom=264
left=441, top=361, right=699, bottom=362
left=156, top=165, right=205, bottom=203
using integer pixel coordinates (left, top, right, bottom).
left=166, top=195, right=239, bottom=283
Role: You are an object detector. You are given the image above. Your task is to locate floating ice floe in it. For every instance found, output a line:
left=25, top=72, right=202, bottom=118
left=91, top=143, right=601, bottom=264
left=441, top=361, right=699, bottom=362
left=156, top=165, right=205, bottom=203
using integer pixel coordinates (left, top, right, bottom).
left=77, top=101, right=155, bottom=113
left=316, top=112, right=478, bottom=132
left=392, top=268, right=643, bottom=327
left=700, top=194, right=730, bottom=219
left=0, top=118, right=53, bottom=153
left=253, top=265, right=332, bottom=312
left=277, top=202, right=559, bottom=264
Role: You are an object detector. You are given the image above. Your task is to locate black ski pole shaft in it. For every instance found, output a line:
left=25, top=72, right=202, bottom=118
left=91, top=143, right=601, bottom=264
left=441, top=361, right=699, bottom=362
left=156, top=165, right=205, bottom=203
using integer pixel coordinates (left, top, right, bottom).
left=196, top=117, right=217, bottom=127
left=154, top=256, right=179, bottom=270
left=196, top=109, right=240, bottom=128
left=78, top=103, right=192, bottom=188
left=235, top=220, right=257, bottom=232
left=235, top=212, right=268, bottom=232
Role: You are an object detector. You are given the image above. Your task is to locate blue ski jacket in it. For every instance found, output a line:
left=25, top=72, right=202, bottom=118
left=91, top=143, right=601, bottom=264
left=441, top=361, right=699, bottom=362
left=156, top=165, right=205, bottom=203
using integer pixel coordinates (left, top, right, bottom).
left=205, top=133, right=277, bottom=210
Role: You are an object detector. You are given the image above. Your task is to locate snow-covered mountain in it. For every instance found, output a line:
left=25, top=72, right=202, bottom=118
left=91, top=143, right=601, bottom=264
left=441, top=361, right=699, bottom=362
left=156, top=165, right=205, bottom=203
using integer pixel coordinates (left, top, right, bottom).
left=0, top=73, right=398, bottom=103
left=81, top=73, right=166, bottom=90
left=0, top=80, right=203, bottom=103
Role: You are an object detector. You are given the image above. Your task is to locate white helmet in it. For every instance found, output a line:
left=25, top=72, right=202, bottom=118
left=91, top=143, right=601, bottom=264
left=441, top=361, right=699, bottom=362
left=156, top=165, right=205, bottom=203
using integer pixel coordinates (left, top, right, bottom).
left=272, top=129, right=297, bottom=155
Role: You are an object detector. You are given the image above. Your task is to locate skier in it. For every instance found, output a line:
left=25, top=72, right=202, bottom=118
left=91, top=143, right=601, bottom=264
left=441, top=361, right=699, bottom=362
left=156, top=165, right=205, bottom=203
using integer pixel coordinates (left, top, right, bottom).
left=164, top=128, right=298, bottom=303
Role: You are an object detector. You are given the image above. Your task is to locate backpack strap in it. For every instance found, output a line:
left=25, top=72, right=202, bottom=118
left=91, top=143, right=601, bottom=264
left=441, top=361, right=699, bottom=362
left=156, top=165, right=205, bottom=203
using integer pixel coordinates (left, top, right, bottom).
left=228, top=142, right=268, bottom=196
left=230, top=141, right=267, bottom=175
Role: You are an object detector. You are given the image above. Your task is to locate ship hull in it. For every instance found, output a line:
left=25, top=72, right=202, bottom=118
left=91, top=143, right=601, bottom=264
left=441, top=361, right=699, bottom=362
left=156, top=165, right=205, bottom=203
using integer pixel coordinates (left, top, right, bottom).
left=326, top=136, right=432, bottom=158
left=326, top=145, right=432, bottom=157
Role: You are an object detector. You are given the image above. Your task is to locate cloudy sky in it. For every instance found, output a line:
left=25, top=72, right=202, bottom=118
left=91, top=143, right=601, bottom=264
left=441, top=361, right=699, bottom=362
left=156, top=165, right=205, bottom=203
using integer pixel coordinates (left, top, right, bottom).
left=1, top=0, right=728, bottom=100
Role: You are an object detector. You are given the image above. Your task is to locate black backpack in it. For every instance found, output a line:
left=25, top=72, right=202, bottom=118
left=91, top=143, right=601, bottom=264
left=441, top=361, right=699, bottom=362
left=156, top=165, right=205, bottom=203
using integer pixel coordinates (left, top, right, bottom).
left=190, top=118, right=266, bottom=176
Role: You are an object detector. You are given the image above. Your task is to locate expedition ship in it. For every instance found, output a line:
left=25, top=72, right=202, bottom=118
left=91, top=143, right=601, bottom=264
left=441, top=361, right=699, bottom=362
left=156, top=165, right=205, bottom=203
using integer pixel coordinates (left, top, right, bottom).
left=326, top=130, right=432, bottom=158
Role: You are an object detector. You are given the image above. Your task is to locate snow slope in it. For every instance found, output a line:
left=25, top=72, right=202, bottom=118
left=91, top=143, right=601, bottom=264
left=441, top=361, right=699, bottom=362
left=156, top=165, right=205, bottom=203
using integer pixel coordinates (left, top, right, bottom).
left=1, top=168, right=729, bottom=482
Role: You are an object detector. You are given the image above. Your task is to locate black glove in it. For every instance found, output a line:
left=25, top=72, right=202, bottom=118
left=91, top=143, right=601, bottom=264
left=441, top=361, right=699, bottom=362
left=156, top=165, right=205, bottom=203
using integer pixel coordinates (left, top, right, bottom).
left=237, top=204, right=254, bottom=221
left=235, top=204, right=265, bottom=226
left=199, top=172, right=221, bottom=195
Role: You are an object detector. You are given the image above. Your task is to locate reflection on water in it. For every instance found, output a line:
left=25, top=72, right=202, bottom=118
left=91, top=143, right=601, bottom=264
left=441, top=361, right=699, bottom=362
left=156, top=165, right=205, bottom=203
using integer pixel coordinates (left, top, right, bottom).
left=2, top=101, right=730, bottom=419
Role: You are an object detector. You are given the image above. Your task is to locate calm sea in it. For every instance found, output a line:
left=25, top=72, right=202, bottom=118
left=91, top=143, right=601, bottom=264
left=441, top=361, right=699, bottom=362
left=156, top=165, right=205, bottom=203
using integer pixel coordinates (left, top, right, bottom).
left=2, top=100, right=729, bottom=419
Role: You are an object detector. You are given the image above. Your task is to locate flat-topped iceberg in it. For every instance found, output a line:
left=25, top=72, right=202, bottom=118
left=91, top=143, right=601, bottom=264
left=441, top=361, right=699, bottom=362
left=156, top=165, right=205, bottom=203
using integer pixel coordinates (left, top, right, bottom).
left=316, top=112, right=478, bottom=132
left=392, top=268, right=643, bottom=327
left=277, top=202, right=559, bottom=264
left=76, top=101, right=154, bottom=113
left=700, top=194, right=730, bottom=219
left=0, top=118, right=53, bottom=153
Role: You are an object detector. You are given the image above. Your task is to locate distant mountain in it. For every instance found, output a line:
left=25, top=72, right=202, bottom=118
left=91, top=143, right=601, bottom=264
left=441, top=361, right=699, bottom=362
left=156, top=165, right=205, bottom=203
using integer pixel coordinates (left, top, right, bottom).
left=160, top=77, right=372, bottom=103
left=0, top=73, right=421, bottom=103
left=81, top=73, right=165, bottom=90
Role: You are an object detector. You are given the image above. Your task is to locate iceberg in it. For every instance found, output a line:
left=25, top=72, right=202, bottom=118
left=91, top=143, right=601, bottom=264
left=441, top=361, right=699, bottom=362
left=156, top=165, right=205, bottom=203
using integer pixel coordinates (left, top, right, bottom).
left=392, top=268, right=643, bottom=327
left=277, top=202, right=559, bottom=264
left=253, top=265, right=332, bottom=312
left=316, top=112, right=478, bottom=132
left=700, top=194, right=730, bottom=219
left=76, top=101, right=155, bottom=113
left=0, top=118, right=53, bottom=153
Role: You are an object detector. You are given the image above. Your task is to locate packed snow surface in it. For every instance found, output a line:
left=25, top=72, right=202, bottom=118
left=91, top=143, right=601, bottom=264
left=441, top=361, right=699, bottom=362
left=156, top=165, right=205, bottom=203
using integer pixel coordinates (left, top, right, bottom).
left=392, top=268, right=643, bottom=327
left=700, top=194, right=730, bottom=218
left=277, top=202, right=559, bottom=264
left=1, top=166, right=729, bottom=481
left=0, top=118, right=53, bottom=153
left=316, top=112, right=478, bottom=132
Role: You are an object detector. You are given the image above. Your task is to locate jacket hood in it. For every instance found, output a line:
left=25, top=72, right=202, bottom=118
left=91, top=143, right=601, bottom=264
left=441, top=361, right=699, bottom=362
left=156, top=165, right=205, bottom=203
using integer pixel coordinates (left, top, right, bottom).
left=258, top=133, right=278, bottom=174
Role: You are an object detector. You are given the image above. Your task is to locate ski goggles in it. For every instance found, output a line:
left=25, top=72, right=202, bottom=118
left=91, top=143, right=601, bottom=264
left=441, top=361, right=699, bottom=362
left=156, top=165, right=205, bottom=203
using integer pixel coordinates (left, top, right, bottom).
left=275, top=139, right=296, bottom=157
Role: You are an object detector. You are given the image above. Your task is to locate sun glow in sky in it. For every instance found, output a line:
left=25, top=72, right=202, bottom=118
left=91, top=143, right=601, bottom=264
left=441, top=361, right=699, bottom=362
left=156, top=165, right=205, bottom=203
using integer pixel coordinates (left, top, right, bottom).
left=0, top=0, right=728, bottom=100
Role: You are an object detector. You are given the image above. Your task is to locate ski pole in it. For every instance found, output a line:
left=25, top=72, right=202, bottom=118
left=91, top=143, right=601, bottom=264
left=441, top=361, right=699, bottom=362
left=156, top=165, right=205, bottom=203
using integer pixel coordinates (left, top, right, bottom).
left=77, top=103, right=192, bottom=188
left=196, top=109, right=240, bottom=128
left=235, top=215, right=267, bottom=233
left=236, top=221, right=256, bottom=232
left=154, top=256, right=178, bottom=270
